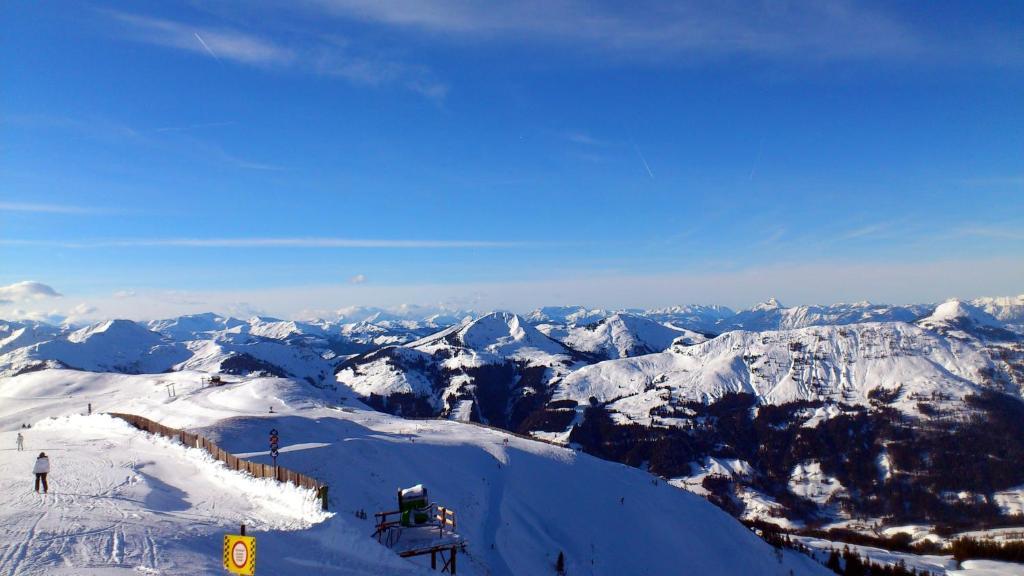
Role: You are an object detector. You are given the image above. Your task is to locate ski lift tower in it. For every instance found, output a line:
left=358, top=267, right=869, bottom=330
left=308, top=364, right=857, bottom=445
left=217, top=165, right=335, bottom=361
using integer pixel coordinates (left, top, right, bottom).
left=373, top=484, right=464, bottom=574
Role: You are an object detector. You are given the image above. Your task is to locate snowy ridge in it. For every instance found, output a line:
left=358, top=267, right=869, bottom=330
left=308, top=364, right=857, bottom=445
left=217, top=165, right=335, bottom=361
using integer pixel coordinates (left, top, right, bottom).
left=0, top=320, right=62, bottom=355
left=147, top=312, right=246, bottom=341
left=924, top=300, right=1004, bottom=328
left=1, top=319, right=190, bottom=376
left=917, top=299, right=1019, bottom=343
left=174, top=334, right=336, bottom=385
left=523, top=305, right=611, bottom=326
left=337, top=345, right=441, bottom=402
left=338, top=312, right=583, bottom=423
left=430, top=311, right=568, bottom=358
left=971, top=294, right=1024, bottom=333
left=332, top=305, right=474, bottom=326
left=558, top=313, right=705, bottom=360
left=641, top=304, right=735, bottom=333
left=718, top=298, right=929, bottom=333
left=557, top=320, right=1020, bottom=426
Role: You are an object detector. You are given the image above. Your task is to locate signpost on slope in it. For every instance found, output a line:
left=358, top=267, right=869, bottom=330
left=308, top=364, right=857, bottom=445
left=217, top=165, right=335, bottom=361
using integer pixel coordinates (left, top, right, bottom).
left=223, top=530, right=256, bottom=575
left=269, top=429, right=279, bottom=467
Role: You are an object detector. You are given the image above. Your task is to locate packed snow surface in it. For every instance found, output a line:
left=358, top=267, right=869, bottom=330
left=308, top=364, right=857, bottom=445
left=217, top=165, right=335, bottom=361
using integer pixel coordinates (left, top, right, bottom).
left=0, top=368, right=830, bottom=575
left=0, top=414, right=336, bottom=575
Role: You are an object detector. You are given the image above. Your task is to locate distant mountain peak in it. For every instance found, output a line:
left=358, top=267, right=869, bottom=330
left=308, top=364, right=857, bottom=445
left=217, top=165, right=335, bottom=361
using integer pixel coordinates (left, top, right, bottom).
left=456, top=311, right=565, bottom=353
left=68, top=319, right=160, bottom=344
left=752, top=297, right=784, bottom=311
left=921, top=299, right=1003, bottom=329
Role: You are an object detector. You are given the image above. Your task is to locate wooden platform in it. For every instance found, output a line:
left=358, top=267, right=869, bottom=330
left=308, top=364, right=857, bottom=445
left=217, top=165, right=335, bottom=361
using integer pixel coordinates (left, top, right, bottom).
left=374, top=504, right=465, bottom=574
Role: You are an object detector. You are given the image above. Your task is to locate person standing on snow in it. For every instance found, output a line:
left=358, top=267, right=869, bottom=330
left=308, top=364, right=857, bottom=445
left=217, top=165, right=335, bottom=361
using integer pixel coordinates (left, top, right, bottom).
left=33, top=452, right=49, bottom=493
left=16, top=432, right=24, bottom=451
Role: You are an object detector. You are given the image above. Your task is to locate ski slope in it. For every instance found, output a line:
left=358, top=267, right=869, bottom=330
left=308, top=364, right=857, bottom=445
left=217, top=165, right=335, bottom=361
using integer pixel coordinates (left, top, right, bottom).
left=0, top=369, right=830, bottom=575
left=0, top=414, right=408, bottom=575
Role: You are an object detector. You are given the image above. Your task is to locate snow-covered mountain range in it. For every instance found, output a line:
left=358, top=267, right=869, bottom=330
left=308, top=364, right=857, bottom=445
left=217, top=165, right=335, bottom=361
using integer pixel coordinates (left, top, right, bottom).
left=337, top=311, right=585, bottom=426
left=3, top=294, right=1023, bottom=532
left=329, top=297, right=1024, bottom=530
left=558, top=302, right=1023, bottom=425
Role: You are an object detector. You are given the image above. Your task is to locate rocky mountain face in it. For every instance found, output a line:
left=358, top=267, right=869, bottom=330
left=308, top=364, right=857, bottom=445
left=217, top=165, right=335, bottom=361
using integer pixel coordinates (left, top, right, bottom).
left=336, top=312, right=589, bottom=428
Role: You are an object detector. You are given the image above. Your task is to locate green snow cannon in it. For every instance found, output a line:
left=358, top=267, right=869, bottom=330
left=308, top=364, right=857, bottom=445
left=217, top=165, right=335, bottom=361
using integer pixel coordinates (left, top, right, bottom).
left=398, top=484, right=430, bottom=526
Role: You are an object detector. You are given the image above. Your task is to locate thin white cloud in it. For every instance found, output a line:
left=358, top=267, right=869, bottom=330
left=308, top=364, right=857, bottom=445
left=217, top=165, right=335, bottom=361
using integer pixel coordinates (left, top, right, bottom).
left=107, top=11, right=447, bottom=99
left=0, top=202, right=104, bottom=214
left=311, top=0, right=928, bottom=62
left=0, top=281, right=62, bottom=304
left=0, top=237, right=531, bottom=249
left=959, top=176, right=1024, bottom=187
left=110, top=12, right=295, bottom=66
left=349, top=274, right=368, bottom=284
left=5, top=308, right=67, bottom=324
left=161, top=135, right=285, bottom=171
left=839, top=222, right=894, bottom=240
left=561, top=131, right=608, bottom=146
left=154, top=121, right=237, bottom=133
left=6, top=113, right=273, bottom=172
left=759, top=226, right=787, bottom=245
left=223, top=301, right=266, bottom=318
left=310, top=46, right=448, bottom=100
left=955, top=226, right=1024, bottom=241
left=67, top=303, right=97, bottom=316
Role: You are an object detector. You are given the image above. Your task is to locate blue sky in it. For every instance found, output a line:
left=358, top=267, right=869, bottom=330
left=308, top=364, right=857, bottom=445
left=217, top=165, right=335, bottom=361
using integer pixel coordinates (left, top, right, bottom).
left=2, top=1, right=1023, bottom=320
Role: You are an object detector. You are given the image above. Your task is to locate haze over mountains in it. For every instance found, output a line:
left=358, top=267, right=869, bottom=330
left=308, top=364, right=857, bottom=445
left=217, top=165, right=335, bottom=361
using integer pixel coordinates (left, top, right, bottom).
left=3, top=295, right=1022, bottom=379
left=3, top=296, right=1023, bottom=401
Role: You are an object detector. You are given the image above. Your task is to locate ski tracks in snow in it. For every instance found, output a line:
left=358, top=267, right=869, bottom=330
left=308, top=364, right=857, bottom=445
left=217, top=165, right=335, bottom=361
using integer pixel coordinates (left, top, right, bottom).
left=0, top=414, right=331, bottom=575
left=479, top=456, right=515, bottom=576
left=0, top=433, right=162, bottom=575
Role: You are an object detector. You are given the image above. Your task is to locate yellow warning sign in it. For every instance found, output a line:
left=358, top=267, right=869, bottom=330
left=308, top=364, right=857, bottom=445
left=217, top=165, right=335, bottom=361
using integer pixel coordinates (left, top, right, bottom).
left=223, top=534, right=256, bottom=575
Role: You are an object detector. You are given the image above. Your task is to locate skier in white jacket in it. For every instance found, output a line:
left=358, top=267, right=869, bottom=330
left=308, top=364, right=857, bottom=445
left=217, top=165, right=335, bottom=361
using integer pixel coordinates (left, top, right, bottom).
left=33, top=452, right=49, bottom=493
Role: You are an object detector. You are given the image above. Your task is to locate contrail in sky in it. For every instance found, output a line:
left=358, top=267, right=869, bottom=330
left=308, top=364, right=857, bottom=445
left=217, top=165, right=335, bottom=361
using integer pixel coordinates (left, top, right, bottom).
left=632, top=142, right=655, bottom=180
left=193, top=32, right=221, bottom=62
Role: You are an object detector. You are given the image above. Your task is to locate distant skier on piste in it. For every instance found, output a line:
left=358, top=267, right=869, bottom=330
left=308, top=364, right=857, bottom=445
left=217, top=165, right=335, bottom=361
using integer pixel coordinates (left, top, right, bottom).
left=16, top=432, right=24, bottom=451
left=33, top=452, right=50, bottom=493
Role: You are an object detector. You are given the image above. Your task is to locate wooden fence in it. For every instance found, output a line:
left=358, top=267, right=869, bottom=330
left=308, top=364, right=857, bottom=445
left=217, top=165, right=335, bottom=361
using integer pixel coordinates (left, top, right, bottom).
left=108, top=412, right=329, bottom=510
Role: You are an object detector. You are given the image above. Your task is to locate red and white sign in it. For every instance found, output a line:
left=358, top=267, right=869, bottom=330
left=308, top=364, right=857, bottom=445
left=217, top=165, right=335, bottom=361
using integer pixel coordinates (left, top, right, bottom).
left=231, top=540, right=248, bottom=568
